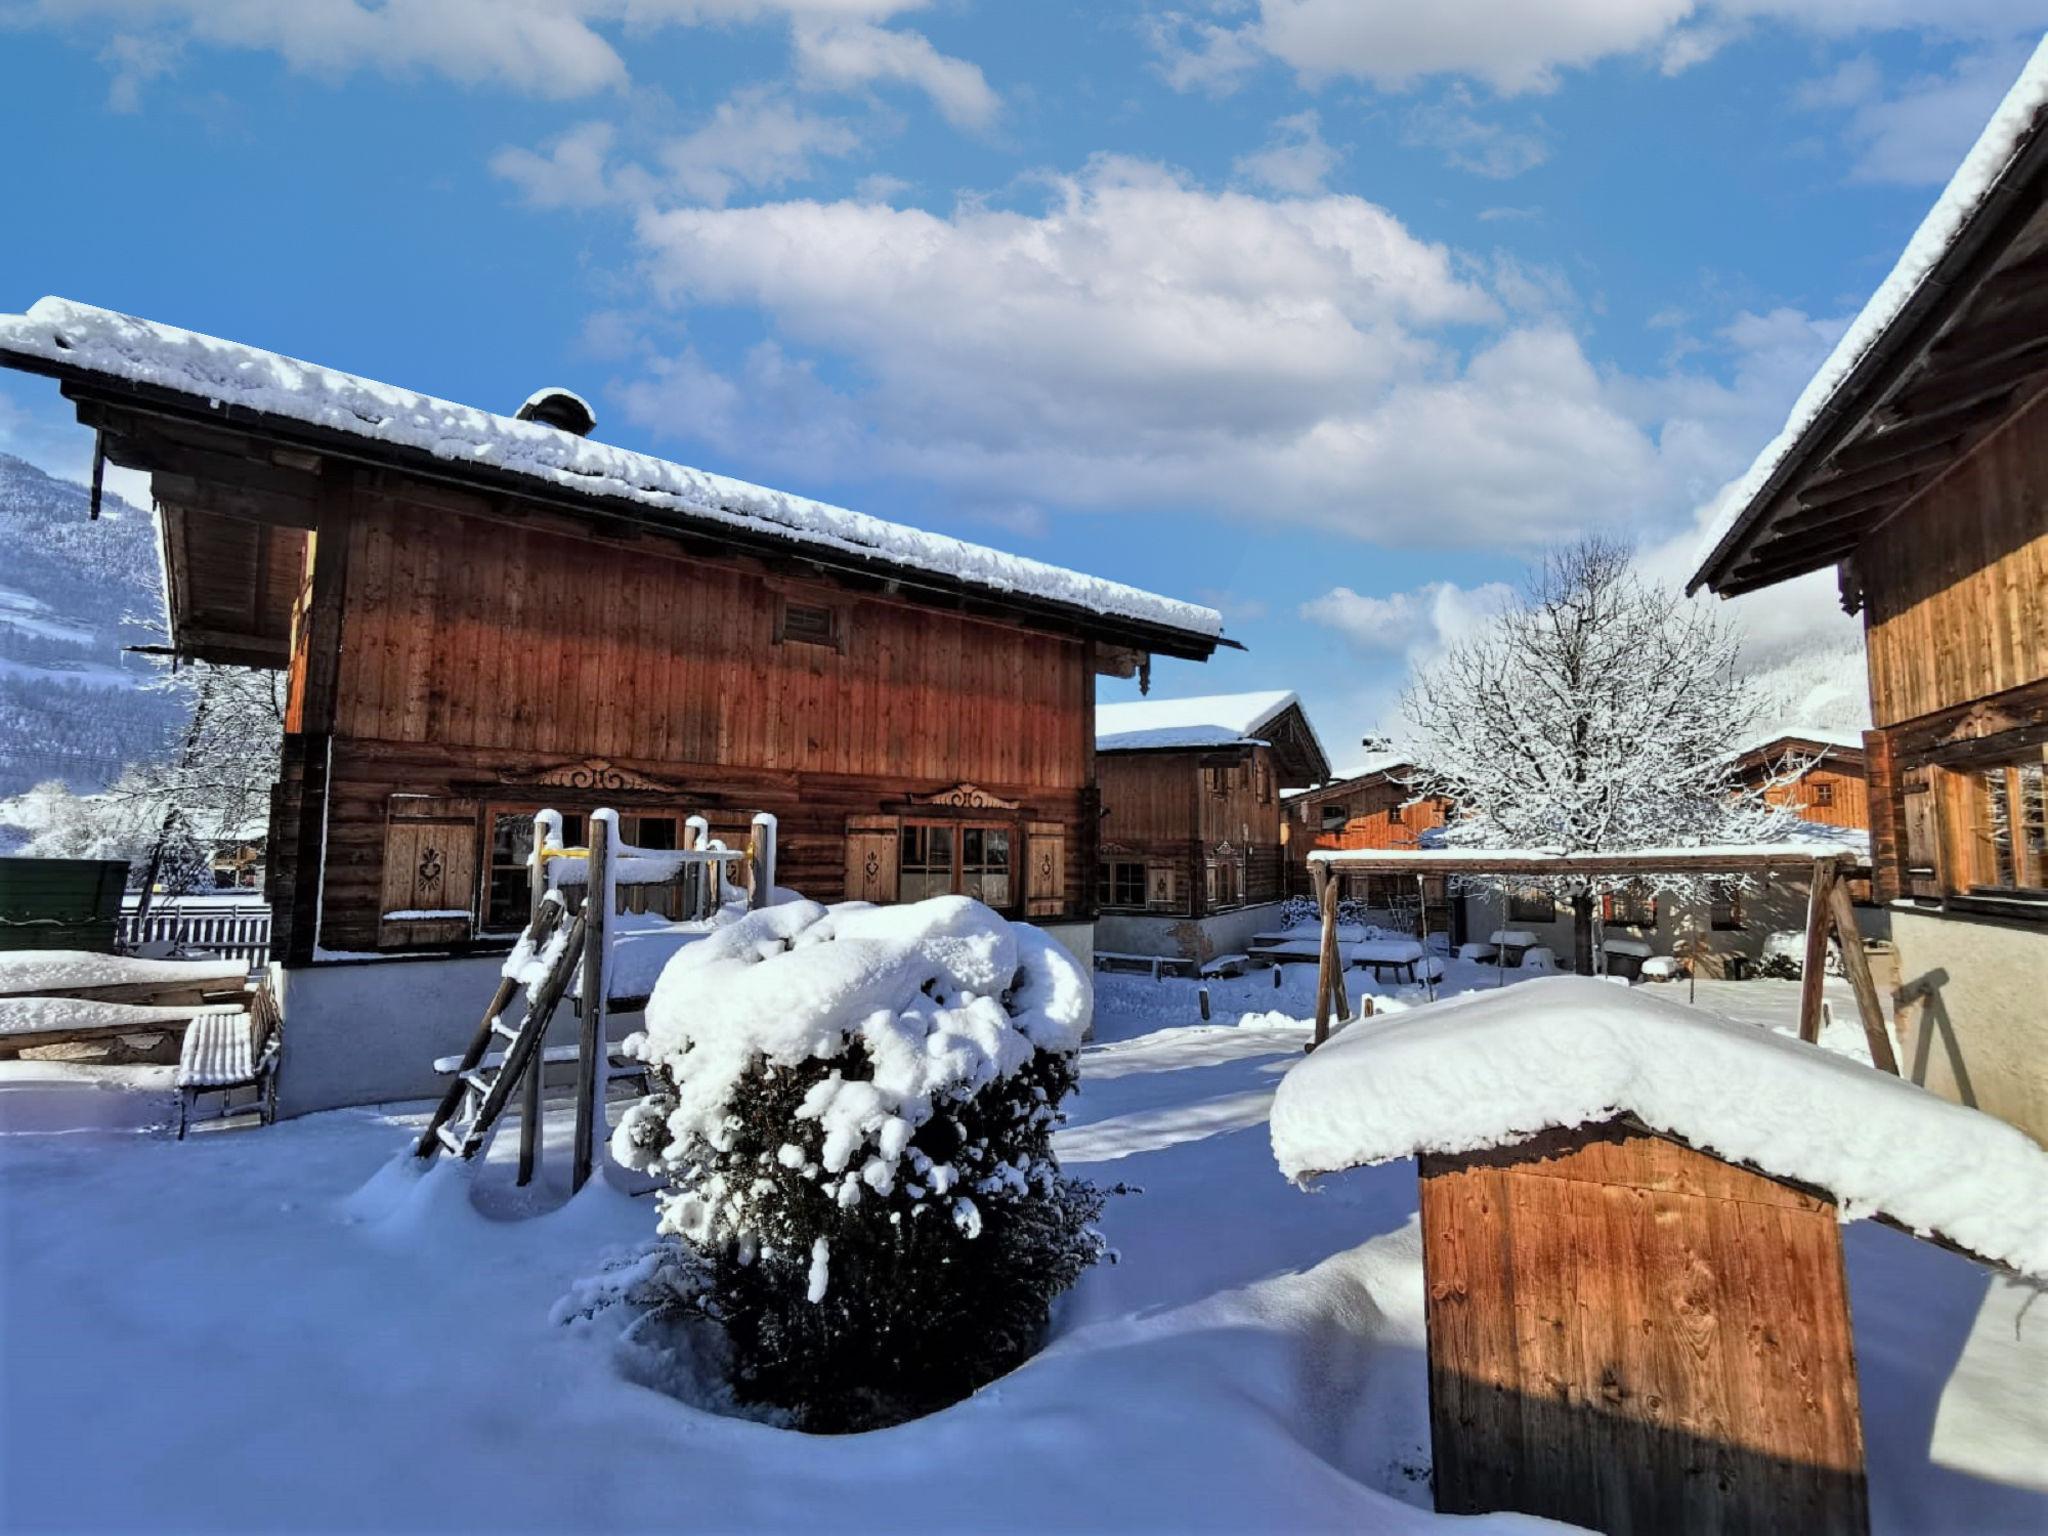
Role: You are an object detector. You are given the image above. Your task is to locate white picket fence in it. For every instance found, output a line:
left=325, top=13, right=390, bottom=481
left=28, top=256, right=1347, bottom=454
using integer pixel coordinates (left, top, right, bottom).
left=119, top=895, right=273, bottom=965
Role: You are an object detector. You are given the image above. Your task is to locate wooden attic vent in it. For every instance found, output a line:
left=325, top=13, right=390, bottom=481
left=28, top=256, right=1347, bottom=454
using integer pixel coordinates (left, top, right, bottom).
left=776, top=595, right=845, bottom=652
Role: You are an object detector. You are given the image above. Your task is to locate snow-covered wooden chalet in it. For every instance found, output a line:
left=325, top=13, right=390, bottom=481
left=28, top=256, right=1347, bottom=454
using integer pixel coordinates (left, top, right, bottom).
left=0, top=299, right=1226, bottom=1110
left=1093, top=690, right=1329, bottom=961
left=1691, top=45, right=2048, bottom=1144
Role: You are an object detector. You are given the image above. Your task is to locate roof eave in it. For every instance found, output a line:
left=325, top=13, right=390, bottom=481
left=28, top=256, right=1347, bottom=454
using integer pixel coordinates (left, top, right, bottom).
left=0, top=348, right=1225, bottom=663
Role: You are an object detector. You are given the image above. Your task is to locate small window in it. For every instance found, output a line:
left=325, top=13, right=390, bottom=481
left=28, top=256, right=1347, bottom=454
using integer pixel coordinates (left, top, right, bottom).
left=960, top=826, right=1011, bottom=908
left=776, top=596, right=844, bottom=651
left=899, top=824, right=955, bottom=903
left=1099, top=860, right=1146, bottom=909
left=1710, top=880, right=1745, bottom=931
left=1606, top=885, right=1658, bottom=928
left=1205, top=857, right=1242, bottom=911
left=1203, top=765, right=1228, bottom=796
left=1255, top=759, right=1272, bottom=804
left=486, top=808, right=584, bottom=931
left=1811, top=780, right=1835, bottom=808
left=1385, top=804, right=1401, bottom=825
left=1507, top=887, right=1553, bottom=923
left=1320, top=802, right=1349, bottom=832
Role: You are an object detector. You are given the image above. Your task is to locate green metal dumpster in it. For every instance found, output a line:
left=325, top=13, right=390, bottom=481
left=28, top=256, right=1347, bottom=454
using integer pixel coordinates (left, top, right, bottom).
left=0, top=857, right=131, bottom=953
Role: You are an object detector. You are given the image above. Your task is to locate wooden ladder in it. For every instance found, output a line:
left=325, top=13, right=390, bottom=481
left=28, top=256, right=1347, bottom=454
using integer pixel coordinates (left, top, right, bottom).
left=414, top=898, right=589, bottom=1169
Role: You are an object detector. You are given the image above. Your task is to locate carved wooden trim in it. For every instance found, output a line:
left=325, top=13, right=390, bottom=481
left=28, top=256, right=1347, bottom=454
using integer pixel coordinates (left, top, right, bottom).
left=523, top=757, right=681, bottom=793
left=910, top=782, right=1021, bottom=811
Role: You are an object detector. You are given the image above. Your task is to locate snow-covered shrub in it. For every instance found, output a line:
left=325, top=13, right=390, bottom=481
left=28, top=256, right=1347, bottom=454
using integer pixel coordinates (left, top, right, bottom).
left=612, top=896, right=1104, bottom=1431
left=1754, top=930, right=1808, bottom=980
left=1278, top=893, right=1377, bottom=930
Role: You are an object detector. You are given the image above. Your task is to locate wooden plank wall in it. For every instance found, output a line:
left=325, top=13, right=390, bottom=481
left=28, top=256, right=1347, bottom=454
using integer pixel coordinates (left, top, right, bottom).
left=1761, top=765, right=1870, bottom=830
left=1420, top=1123, right=1868, bottom=1535
left=334, top=503, right=1088, bottom=788
left=1097, top=745, right=1288, bottom=912
left=1863, top=386, right=2048, bottom=729
left=283, top=491, right=1101, bottom=949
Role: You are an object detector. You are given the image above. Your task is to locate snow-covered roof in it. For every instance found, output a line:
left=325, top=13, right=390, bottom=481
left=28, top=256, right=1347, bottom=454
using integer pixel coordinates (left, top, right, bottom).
left=1305, top=838, right=1865, bottom=868
left=1271, top=976, right=2048, bottom=1280
left=0, top=298, right=1222, bottom=648
left=1691, top=37, right=2048, bottom=592
left=1097, top=689, right=1316, bottom=755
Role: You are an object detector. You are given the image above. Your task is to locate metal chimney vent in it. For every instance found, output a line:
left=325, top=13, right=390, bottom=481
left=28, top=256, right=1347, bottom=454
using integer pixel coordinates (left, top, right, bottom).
left=516, top=387, right=596, bottom=437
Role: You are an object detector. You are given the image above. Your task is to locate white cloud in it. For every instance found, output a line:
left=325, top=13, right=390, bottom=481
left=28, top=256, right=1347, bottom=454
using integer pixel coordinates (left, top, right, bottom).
left=492, top=89, right=865, bottom=208
left=659, top=87, right=865, bottom=204
left=790, top=18, right=998, bottom=128
left=24, top=1, right=992, bottom=120
left=600, top=154, right=1854, bottom=552
left=1795, top=42, right=2041, bottom=185
left=1301, top=580, right=1512, bottom=656
left=1402, top=87, right=1550, bottom=178
left=1145, top=1, right=2048, bottom=98
left=1233, top=110, right=1341, bottom=194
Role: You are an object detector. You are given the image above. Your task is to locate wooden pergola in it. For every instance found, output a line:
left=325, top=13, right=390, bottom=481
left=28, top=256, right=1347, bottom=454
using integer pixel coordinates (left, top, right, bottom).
left=1303, top=846, right=1897, bottom=1072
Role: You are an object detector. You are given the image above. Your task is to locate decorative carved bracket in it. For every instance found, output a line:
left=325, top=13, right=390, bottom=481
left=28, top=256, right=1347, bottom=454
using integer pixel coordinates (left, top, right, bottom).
left=527, top=757, right=681, bottom=793
left=910, top=782, right=1021, bottom=811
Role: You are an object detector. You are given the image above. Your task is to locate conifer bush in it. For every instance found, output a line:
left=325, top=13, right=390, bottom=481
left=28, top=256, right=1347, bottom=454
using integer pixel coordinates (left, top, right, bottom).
left=611, top=896, right=1104, bottom=1432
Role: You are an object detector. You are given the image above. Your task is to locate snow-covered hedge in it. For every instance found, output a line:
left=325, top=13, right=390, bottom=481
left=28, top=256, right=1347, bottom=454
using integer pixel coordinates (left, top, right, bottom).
left=612, top=896, right=1105, bottom=1430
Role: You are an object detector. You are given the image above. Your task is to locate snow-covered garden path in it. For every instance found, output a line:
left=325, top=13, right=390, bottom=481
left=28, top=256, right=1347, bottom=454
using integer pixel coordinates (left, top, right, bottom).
left=2, top=965, right=2043, bottom=1533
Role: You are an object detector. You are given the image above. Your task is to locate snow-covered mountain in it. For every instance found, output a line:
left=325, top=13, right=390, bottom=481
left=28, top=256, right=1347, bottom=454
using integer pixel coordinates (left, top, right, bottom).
left=0, top=452, right=184, bottom=799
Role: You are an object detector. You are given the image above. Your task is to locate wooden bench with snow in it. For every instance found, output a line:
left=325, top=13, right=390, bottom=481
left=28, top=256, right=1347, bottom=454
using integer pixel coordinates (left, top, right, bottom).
left=0, top=997, right=211, bottom=1060
left=0, top=950, right=253, bottom=1009
left=175, top=985, right=281, bottom=1138
left=1487, top=929, right=1539, bottom=965
left=1272, top=974, right=2048, bottom=1536
left=1198, top=953, right=1249, bottom=979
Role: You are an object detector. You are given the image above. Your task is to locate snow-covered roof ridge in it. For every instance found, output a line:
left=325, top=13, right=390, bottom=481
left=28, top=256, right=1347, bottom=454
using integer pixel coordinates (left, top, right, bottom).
left=1097, top=688, right=1314, bottom=752
left=1740, top=726, right=1870, bottom=756
left=1305, top=837, right=1865, bottom=865
left=1691, top=36, right=2048, bottom=587
left=1271, top=976, right=2048, bottom=1280
left=0, top=297, right=1221, bottom=643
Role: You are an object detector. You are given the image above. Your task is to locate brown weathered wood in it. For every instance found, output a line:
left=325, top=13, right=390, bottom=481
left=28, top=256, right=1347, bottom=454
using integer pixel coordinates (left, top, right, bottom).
left=1310, top=864, right=1334, bottom=1049
left=1825, top=877, right=1900, bottom=1076
left=574, top=813, right=610, bottom=1193
left=1799, top=858, right=1836, bottom=1046
left=1420, top=1122, right=1868, bottom=1535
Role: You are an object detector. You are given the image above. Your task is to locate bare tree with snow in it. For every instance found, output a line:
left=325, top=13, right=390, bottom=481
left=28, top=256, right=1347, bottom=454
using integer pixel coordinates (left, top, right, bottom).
left=1401, top=538, right=1804, bottom=975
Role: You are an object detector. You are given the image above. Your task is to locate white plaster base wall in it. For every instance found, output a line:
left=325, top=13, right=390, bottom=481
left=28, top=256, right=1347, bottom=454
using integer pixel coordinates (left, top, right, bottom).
left=1038, top=921, right=1094, bottom=972
left=273, top=955, right=645, bottom=1118
left=1095, top=901, right=1289, bottom=962
left=1890, top=909, right=2048, bottom=1148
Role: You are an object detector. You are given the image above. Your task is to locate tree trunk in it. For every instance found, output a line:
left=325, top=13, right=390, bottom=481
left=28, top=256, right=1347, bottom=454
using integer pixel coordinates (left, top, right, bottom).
left=1571, top=889, right=1595, bottom=976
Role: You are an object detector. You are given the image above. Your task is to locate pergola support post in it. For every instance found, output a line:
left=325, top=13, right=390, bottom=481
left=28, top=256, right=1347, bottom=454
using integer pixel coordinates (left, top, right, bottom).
left=1798, top=858, right=1835, bottom=1046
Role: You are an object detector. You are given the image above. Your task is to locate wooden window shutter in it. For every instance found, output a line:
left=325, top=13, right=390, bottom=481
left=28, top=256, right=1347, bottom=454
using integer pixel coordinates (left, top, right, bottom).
left=378, top=815, right=477, bottom=947
left=845, top=815, right=900, bottom=904
left=1026, top=820, right=1066, bottom=917
left=1600, top=892, right=1614, bottom=923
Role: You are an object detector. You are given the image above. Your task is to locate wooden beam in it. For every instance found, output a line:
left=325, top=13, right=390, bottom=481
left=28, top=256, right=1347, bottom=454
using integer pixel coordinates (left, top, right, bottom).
left=1827, top=877, right=1900, bottom=1075
left=1798, top=859, right=1834, bottom=1046
left=1311, top=864, right=1334, bottom=1050
left=574, top=812, right=610, bottom=1193
left=1309, top=849, right=1864, bottom=878
left=1797, top=441, right=1959, bottom=509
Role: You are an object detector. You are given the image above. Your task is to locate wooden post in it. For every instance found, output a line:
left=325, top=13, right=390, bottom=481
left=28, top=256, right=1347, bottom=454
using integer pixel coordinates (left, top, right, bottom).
left=1198, top=986, right=1211, bottom=1022
left=1798, top=859, right=1836, bottom=1046
left=517, top=811, right=553, bottom=1188
left=573, top=810, right=613, bottom=1193
left=749, top=812, right=778, bottom=911
left=1416, top=873, right=1436, bottom=1002
left=1311, top=865, right=1334, bottom=1049
left=1827, top=877, right=1900, bottom=1076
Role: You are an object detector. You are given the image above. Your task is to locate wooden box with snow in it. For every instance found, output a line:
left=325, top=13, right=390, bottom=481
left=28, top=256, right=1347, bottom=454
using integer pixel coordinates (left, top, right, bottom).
left=1271, top=976, right=2048, bottom=1536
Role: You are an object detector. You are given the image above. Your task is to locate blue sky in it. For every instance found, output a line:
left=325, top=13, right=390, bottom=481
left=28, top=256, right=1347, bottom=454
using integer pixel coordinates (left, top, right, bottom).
left=2, top=2, right=2044, bottom=763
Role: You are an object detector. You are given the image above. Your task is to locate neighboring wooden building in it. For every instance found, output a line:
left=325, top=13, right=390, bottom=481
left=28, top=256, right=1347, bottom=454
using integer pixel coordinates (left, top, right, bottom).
left=1735, top=732, right=1871, bottom=832
left=1283, top=757, right=1458, bottom=931
left=1691, top=59, right=2048, bottom=1143
left=1094, top=691, right=1329, bottom=959
left=0, top=299, right=1224, bottom=1111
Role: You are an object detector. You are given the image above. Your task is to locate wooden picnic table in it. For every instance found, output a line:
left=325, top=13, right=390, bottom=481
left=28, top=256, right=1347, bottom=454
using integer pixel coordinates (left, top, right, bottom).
left=1351, top=939, right=1428, bottom=984
left=0, top=951, right=252, bottom=1008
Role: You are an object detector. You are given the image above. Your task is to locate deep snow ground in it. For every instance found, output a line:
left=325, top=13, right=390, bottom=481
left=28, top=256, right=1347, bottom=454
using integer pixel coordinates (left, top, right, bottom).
left=1, top=962, right=2043, bottom=1534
